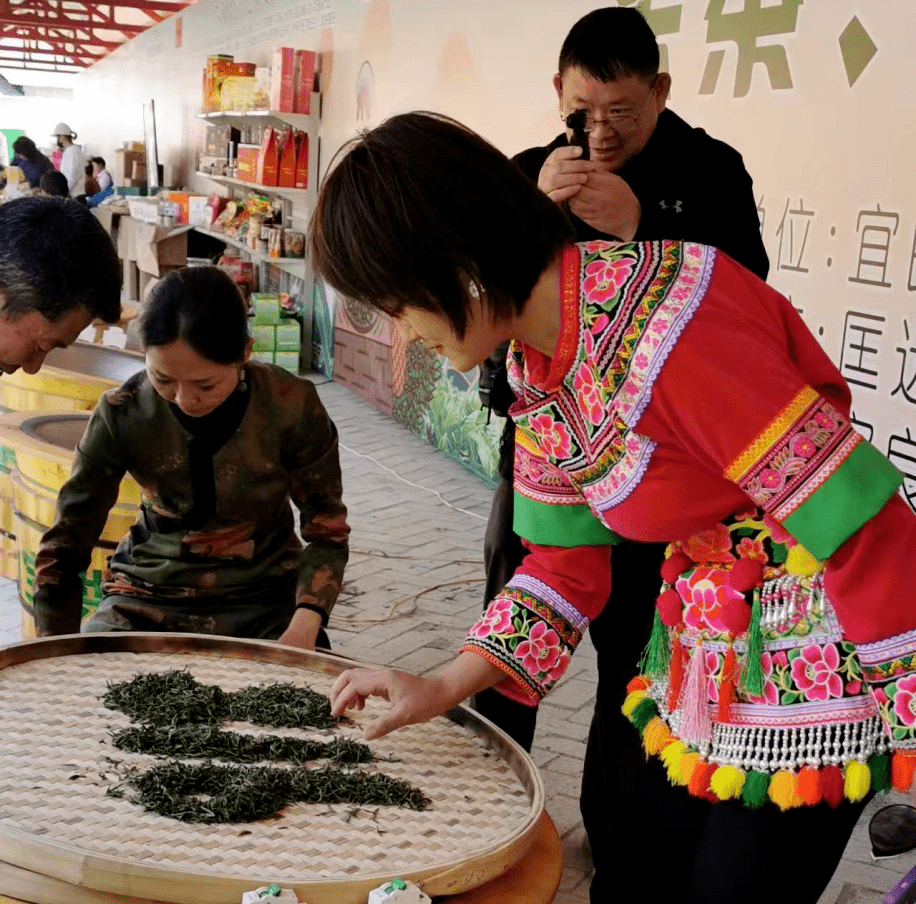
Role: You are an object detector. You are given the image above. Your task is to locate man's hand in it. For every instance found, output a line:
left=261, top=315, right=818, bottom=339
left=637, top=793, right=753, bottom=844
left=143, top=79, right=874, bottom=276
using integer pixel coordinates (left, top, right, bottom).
left=537, top=145, right=593, bottom=204
left=277, top=607, right=323, bottom=650
left=568, top=170, right=641, bottom=241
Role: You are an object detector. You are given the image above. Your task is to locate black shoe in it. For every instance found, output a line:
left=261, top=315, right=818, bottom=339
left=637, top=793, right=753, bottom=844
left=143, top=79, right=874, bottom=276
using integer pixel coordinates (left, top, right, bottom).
left=869, top=804, right=916, bottom=860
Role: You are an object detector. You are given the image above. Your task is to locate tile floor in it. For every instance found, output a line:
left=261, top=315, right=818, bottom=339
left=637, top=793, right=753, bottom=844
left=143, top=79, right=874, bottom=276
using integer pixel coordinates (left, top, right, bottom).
left=1, top=378, right=914, bottom=904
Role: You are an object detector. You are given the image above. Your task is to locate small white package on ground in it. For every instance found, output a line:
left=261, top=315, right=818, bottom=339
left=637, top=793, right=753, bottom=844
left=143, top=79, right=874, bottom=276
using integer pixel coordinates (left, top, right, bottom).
left=240, top=885, right=300, bottom=904
left=367, top=877, right=431, bottom=904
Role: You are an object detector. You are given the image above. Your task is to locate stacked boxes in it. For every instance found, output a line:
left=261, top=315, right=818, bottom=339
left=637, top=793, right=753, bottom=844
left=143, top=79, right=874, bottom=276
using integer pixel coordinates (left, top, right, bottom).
left=250, top=293, right=300, bottom=373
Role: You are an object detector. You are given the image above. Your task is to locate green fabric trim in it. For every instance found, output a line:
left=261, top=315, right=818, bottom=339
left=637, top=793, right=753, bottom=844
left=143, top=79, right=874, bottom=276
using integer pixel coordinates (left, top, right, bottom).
left=513, top=491, right=622, bottom=547
left=783, top=441, right=903, bottom=560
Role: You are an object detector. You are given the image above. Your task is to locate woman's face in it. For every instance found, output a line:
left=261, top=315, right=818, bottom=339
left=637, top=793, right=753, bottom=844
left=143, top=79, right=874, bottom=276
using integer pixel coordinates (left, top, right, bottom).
left=395, top=300, right=500, bottom=374
left=146, top=338, right=244, bottom=417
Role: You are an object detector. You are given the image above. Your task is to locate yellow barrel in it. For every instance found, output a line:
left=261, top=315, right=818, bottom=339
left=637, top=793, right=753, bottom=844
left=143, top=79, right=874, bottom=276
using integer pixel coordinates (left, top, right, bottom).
left=0, top=412, right=141, bottom=639
left=0, top=342, right=144, bottom=584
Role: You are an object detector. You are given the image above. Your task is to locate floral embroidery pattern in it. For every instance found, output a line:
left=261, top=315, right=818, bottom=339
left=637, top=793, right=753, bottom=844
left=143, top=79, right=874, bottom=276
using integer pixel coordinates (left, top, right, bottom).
left=791, top=644, right=844, bottom=701
left=581, top=255, right=635, bottom=306
left=573, top=362, right=605, bottom=426
left=677, top=566, right=744, bottom=634
left=528, top=413, right=574, bottom=460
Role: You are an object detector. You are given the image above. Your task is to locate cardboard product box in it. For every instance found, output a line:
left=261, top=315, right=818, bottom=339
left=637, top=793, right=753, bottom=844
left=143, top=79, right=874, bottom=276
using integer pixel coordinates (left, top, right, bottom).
left=251, top=350, right=275, bottom=365
left=131, top=160, right=147, bottom=181
left=251, top=292, right=282, bottom=325
left=269, top=47, right=296, bottom=113
left=188, top=195, right=211, bottom=228
left=274, top=323, right=301, bottom=351
left=220, top=76, right=257, bottom=111
left=255, top=127, right=279, bottom=187
left=204, top=124, right=240, bottom=161
left=115, top=148, right=146, bottom=185
left=294, top=50, right=316, bottom=114
left=251, top=325, right=277, bottom=352
left=278, top=130, right=297, bottom=189
left=294, top=133, right=309, bottom=189
left=253, top=66, right=271, bottom=109
left=236, top=144, right=260, bottom=183
left=204, top=56, right=255, bottom=112
left=116, top=186, right=146, bottom=197
left=274, top=351, right=300, bottom=373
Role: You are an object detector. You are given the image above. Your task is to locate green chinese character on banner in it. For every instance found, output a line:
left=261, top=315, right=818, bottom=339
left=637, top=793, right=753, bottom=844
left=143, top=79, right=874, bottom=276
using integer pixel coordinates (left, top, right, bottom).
left=618, top=1, right=683, bottom=72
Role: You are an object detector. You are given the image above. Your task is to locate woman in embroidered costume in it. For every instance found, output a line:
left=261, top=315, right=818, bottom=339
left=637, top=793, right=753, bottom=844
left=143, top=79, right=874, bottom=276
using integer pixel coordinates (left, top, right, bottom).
left=312, top=112, right=916, bottom=903
left=33, top=266, right=350, bottom=651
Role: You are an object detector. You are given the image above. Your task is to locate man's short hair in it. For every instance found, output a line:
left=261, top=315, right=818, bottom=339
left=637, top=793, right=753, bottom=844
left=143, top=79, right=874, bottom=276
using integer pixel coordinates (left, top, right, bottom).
left=39, top=171, right=70, bottom=198
left=0, top=196, right=121, bottom=323
left=558, top=6, right=660, bottom=83
left=91, top=156, right=106, bottom=168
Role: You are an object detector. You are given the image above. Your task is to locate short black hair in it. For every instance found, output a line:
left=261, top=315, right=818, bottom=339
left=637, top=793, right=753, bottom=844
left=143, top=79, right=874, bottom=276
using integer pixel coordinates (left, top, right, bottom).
left=141, top=266, right=249, bottom=364
left=559, top=7, right=659, bottom=82
left=12, top=136, right=39, bottom=161
left=39, top=171, right=70, bottom=197
left=309, top=111, right=573, bottom=339
left=91, top=156, right=106, bottom=168
left=0, top=196, right=121, bottom=323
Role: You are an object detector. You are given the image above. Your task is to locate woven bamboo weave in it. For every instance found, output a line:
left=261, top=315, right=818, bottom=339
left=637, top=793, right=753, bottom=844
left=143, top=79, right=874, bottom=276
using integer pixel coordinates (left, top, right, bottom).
left=0, top=635, right=544, bottom=904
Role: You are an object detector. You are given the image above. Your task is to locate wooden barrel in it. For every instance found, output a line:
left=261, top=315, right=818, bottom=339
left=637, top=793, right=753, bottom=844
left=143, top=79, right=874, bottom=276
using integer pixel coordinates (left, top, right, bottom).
left=0, top=412, right=141, bottom=639
left=0, top=342, right=144, bottom=587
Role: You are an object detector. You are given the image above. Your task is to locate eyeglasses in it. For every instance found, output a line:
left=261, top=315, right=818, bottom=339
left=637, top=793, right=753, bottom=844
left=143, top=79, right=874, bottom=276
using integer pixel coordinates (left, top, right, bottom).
left=562, top=78, right=658, bottom=135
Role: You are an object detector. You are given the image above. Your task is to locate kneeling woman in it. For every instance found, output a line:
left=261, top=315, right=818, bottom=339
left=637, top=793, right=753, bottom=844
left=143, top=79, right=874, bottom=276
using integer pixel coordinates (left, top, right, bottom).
left=32, top=266, right=349, bottom=650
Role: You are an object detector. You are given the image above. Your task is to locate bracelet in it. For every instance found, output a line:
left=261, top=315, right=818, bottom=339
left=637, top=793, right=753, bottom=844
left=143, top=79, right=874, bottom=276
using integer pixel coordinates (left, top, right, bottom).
left=295, top=602, right=329, bottom=626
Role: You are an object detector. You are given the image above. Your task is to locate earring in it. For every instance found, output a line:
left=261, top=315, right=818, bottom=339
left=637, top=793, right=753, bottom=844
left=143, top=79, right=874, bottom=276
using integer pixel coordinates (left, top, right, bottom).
left=237, top=367, right=248, bottom=393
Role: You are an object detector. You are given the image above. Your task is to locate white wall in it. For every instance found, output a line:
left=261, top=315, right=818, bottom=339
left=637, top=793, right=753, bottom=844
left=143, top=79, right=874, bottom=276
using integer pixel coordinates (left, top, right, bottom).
left=64, top=0, right=916, bottom=507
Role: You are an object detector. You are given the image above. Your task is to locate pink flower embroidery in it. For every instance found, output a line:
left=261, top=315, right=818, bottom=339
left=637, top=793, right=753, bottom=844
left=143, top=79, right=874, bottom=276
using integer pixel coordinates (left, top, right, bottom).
left=573, top=362, right=604, bottom=426
left=763, top=513, right=795, bottom=547
left=759, top=469, right=784, bottom=490
left=469, top=598, right=515, bottom=639
left=735, top=537, right=768, bottom=563
left=873, top=687, right=889, bottom=705
left=814, top=411, right=837, bottom=430
left=771, top=650, right=789, bottom=668
left=790, top=434, right=818, bottom=459
left=893, top=675, right=916, bottom=727
left=845, top=680, right=863, bottom=696
left=515, top=621, right=563, bottom=678
left=582, top=257, right=634, bottom=305
left=677, top=524, right=736, bottom=565
left=633, top=352, right=650, bottom=370
left=677, top=566, right=745, bottom=634
left=746, top=651, right=779, bottom=705
left=529, top=413, right=573, bottom=459
left=791, top=644, right=843, bottom=701
left=546, top=649, right=570, bottom=684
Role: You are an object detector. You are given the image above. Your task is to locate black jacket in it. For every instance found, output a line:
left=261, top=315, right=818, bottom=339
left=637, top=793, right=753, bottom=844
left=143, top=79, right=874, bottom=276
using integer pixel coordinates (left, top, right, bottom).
left=483, top=108, right=770, bottom=478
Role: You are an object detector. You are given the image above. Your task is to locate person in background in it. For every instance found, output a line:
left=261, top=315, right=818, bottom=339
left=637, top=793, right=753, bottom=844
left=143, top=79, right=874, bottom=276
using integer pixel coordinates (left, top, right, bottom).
left=0, top=195, right=120, bottom=375
left=51, top=122, right=86, bottom=196
left=33, top=266, right=350, bottom=651
left=91, top=156, right=113, bottom=192
left=472, top=6, right=770, bottom=882
left=8, top=136, right=53, bottom=189
left=84, top=162, right=100, bottom=197
left=313, top=110, right=916, bottom=904
left=39, top=170, right=70, bottom=198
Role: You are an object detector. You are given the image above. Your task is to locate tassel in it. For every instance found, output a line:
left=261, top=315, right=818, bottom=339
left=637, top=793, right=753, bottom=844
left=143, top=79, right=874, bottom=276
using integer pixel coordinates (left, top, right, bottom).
left=666, top=628, right=685, bottom=711
left=661, top=739, right=687, bottom=775
left=892, top=752, right=916, bottom=792
left=688, top=761, right=716, bottom=799
left=621, top=689, right=647, bottom=719
left=741, top=770, right=770, bottom=809
left=739, top=587, right=765, bottom=698
left=640, top=609, right=671, bottom=681
left=716, top=636, right=739, bottom=723
left=844, top=760, right=871, bottom=802
left=627, top=676, right=649, bottom=694
left=678, top=640, right=712, bottom=744
left=768, top=770, right=800, bottom=810
left=796, top=765, right=823, bottom=806
left=821, top=765, right=845, bottom=808
left=631, top=697, right=659, bottom=734
left=710, top=764, right=746, bottom=800
left=643, top=717, right=673, bottom=755
left=868, top=753, right=891, bottom=793
left=676, top=751, right=701, bottom=786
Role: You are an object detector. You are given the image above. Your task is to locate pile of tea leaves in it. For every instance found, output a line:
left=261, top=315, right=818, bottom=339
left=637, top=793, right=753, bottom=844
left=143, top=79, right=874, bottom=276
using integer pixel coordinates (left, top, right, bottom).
left=103, top=669, right=338, bottom=730
left=112, top=725, right=374, bottom=766
left=108, top=760, right=430, bottom=823
left=100, top=669, right=430, bottom=824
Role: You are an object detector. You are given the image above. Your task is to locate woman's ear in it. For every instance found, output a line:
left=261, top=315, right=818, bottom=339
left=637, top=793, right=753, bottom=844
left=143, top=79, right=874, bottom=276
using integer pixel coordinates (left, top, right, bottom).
left=243, top=336, right=254, bottom=362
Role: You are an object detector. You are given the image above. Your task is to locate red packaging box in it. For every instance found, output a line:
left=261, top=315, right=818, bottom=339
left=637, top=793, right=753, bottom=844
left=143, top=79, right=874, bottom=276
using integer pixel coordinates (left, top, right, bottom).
left=278, top=130, right=298, bottom=188
left=256, top=127, right=279, bottom=187
left=294, top=133, right=309, bottom=189
left=294, top=50, right=316, bottom=114
left=269, top=47, right=296, bottom=113
left=237, top=145, right=260, bottom=182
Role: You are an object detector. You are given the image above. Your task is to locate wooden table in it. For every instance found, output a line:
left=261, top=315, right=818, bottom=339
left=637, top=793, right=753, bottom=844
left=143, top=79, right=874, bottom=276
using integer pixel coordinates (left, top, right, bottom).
left=0, top=812, right=560, bottom=904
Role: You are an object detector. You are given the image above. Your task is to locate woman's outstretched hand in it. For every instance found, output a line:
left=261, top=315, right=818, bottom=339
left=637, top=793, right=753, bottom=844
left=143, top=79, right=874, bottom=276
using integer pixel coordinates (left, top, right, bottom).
left=330, top=653, right=507, bottom=740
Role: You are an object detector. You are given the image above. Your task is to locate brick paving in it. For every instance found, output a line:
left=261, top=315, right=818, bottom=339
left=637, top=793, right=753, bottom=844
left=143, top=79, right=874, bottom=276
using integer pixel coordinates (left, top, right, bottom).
left=1, top=377, right=914, bottom=903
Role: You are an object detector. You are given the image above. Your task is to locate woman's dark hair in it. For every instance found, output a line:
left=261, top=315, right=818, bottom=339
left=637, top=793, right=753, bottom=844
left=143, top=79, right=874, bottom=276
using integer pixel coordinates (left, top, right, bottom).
left=558, top=6, right=659, bottom=82
left=308, top=111, right=574, bottom=339
left=39, top=171, right=70, bottom=197
left=141, top=266, right=249, bottom=364
left=12, top=136, right=40, bottom=162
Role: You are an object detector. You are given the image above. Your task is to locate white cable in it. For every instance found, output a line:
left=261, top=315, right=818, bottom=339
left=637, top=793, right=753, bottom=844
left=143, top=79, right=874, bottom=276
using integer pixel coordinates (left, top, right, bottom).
left=338, top=441, right=488, bottom=522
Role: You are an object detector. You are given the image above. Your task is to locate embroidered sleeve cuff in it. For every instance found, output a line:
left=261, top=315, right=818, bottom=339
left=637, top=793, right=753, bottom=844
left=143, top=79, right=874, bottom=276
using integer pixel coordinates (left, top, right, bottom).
left=725, top=386, right=903, bottom=559
left=460, top=581, right=586, bottom=703
left=857, top=627, right=916, bottom=749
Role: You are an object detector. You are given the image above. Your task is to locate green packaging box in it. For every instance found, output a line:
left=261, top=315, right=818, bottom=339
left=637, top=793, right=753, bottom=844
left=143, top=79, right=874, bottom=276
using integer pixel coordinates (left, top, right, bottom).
left=274, top=323, right=301, bottom=351
left=251, top=325, right=277, bottom=352
left=251, top=292, right=282, bottom=325
left=251, top=350, right=275, bottom=365
left=274, top=351, right=300, bottom=373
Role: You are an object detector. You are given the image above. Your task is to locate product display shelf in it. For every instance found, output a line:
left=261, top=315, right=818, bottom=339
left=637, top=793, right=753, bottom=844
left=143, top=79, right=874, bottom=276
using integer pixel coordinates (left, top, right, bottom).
left=194, top=170, right=309, bottom=201
left=196, top=103, right=319, bottom=132
left=193, top=224, right=306, bottom=273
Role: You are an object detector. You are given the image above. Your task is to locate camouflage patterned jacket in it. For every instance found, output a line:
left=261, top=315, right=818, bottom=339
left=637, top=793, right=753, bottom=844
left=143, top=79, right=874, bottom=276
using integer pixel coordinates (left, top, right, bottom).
left=33, top=362, right=349, bottom=635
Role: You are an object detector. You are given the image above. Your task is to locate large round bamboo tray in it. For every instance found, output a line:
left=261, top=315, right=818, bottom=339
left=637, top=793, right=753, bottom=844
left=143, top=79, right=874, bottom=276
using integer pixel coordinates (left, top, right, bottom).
left=0, top=412, right=141, bottom=638
left=0, top=634, right=546, bottom=904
